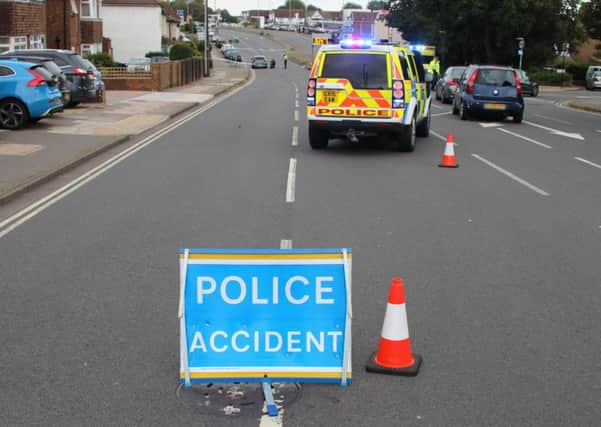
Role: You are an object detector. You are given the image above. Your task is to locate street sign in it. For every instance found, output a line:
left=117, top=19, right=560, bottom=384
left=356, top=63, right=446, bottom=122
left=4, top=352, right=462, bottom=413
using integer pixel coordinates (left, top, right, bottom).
left=179, top=248, right=352, bottom=386
left=176, top=9, right=185, bottom=17
left=518, top=49, right=523, bottom=56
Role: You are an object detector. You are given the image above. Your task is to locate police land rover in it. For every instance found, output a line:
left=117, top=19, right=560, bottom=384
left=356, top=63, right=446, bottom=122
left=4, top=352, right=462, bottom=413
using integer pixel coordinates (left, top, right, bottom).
left=306, top=39, right=432, bottom=151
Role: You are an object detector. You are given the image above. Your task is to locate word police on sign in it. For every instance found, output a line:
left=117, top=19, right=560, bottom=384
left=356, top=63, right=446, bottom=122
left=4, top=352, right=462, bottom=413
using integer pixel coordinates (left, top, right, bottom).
left=178, top=249, right=352, bottom=386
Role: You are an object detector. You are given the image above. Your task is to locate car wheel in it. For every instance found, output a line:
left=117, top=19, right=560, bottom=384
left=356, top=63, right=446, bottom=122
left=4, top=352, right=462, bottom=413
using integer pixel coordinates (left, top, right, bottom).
left=0, top=98, right=29, bottom=130
left=459, top=102, right=469, bottom=120
left=513, top=110, right=523, bottom=123
left=416, top=104, right=431, bottom=137
left=308, top=124, right=329, bottom=149
left=532, top=86, right=539, bottom=97
left=452, top=99, right=459, bottom=115
left=435, top=88, right=441, bottom=100
left=393, top=116, right=416, bottom=152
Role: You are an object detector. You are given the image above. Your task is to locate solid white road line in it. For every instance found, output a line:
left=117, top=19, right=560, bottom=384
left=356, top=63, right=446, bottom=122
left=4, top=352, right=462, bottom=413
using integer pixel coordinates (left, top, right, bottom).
left=431, top=103, right=443, bottom=109
left=574, top=157, right=601, bottom=170
left=534, top=113, right=572, bottom=125
left=294, top=110, right=299, bottom=121
left=432, top=111, right=452, bottom=117
left=497, top=128, right=552, bottom=149
left=471, top=154, right=550, bottom=196
left=291, top=126, right=299, bottom=147
left=286, top=158, right=297, bottom=203
left=0, top=69, right=257, bottom=240
left=523, top=120, right=584, bottom=141
left=430, top=130, right=448, bottom=142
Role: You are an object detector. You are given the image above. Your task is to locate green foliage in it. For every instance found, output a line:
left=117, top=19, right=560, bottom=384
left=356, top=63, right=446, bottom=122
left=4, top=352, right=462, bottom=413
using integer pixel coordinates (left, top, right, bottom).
left=307, top=4, right=320, bottom=11
left=220, top=9, right=238, bottom=23
left=169, top=43, right=196, bottom=60
left=529, top=69, right=572, bottom=85
left=145, top=51, right=168, bottom=58
left=85, top=52, right=115, bottom=67
left=277, top=0, right=306, bottom=9
left=171, top=0, right=214, bottom=21
left=566, top=63, right=589, bottom=81
left=580, top=0, right=601, bottom=40
left=343, top=2, right=362, bottom=8
left=180, top=23, right=197, bottom=33
left=367, top=1, right=388, bottom=10
left=387, top=0, right=585, bottom=68
left=551, top=55, right=574, bottom=68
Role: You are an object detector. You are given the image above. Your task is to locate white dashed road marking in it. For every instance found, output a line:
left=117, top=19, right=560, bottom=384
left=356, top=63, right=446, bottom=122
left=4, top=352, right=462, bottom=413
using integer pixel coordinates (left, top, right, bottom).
left=294, top=110, right=299, bottom=121
left=432, top=111, right=452, bottom=117
left=286, top=158, right=297, bottom=203
left=291, top=126, right=298, bottom=147
left=497, top=128, right=552, bottom=149
left=472, top=154, right=550, bottom=196
left=574, top=157, right=601, bottom=170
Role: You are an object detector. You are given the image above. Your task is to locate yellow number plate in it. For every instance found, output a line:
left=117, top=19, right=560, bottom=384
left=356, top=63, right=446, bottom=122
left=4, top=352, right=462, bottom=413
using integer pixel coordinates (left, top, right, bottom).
left=319, top=90, right=340, bottom=105
left=484, top=103, right=506, bottom=110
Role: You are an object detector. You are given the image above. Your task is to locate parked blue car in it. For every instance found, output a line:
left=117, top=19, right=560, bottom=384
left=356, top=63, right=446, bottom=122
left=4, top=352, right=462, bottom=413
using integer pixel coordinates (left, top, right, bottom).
left=0, top=59, right=63, bottom=129
left=452, top=65, right=524, bottom=123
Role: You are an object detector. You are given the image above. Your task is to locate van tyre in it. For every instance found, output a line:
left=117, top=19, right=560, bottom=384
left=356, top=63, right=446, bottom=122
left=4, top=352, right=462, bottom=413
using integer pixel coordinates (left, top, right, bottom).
left=416, top=106, right=431, bottom=137
left=309, top=124, right=329, bottom=149
left=0, top=98, right=29, bottom=130
left=393, top=117, right=416, bottom=152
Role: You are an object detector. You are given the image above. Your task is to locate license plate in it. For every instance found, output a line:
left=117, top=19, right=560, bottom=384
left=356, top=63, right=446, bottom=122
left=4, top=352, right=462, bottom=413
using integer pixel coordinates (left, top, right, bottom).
left=56, top=98, right=61, bottom=105
left=484, top=103, right=506, bottom=110
left=319, top=90, right=339, bottom=104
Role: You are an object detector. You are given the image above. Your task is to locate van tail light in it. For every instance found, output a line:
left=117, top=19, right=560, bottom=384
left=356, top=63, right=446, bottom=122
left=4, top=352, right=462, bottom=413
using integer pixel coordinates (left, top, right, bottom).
left=307, top=78, right=316, bottom=106
left=514, top=71, right=522, bottom=95
left=392, top=80, right=404, bottom=108
left=466, top=70, right=478, bottom=93
left=27, top=69, right=47, bottom=87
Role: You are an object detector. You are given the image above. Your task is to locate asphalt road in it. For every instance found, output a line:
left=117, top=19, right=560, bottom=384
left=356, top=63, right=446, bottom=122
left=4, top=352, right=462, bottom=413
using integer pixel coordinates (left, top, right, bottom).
left=1, top=29, right=600, bottom=427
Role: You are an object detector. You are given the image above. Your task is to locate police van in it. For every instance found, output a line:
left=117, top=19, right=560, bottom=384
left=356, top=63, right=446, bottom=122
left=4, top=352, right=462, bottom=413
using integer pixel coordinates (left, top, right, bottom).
left=306, top=39, right=432, bottom=151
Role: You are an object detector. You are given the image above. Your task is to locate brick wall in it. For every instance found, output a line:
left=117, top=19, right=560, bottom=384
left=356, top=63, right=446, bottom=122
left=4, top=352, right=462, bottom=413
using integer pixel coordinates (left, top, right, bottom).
left=45, top=0, right=81, bottom=52
left=81, top=19, right=103, bottom=44
left=0, top=2, right=46, bottom=36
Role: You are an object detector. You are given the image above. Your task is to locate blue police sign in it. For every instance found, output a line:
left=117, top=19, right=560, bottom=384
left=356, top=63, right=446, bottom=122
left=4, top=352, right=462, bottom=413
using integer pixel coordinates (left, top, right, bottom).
left=518, top=49, right=524, bottom=56
left=179, top=248, right=352, bottom=386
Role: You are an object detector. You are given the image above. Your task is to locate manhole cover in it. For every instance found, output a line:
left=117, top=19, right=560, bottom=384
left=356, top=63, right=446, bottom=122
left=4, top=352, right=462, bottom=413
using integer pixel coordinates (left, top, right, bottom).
left=175, top=382, right=301, bottom=417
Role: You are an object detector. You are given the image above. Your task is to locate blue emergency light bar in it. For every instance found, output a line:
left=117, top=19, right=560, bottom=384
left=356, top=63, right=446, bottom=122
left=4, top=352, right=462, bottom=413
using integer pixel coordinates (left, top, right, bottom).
left=340, top=39, right=373, bottom=49
left=410, top=44, right=425, bottom=51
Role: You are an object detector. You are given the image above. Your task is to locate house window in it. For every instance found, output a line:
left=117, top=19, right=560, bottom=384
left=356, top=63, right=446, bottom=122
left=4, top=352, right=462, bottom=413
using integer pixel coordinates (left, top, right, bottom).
left=81, top=44, right=93, bottom=57
left=0, top=37, right=9, bottom=53
left=30, top=35, right=46, bottom=49
left=13, top=36, right=27, bottom=50
left=81, top=0, right=98, bottom=18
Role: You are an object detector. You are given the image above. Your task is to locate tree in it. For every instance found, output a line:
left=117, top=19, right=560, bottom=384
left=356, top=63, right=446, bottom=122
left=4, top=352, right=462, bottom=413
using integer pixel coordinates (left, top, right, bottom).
left=387, top=0, right=584, bottom=68
left=367, top=1, right=388, bottom=10
left=580, top=0, right=601, bottom=40
left=307, top=4, right=321, bottom=11
left=220, top=9, right=238, bottom=24
left=171, top=0, right=213, bottom=21
left=277, top=0, right=306, bottom=9
left=343, top=2, right=362, bottom=8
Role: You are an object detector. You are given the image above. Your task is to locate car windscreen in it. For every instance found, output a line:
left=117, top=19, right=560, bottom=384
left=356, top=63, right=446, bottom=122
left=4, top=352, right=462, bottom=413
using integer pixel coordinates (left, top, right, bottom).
left=321, top=53, right=389, bottom=89
left=31, top=65, right=55, bottom=81
left=67, top=53, right=90, bottom=69
left=449, top=67, right=465, bottom=79
left=41, top=61, right=62, bottom=76
left=476, top=68, right=516, bottom=86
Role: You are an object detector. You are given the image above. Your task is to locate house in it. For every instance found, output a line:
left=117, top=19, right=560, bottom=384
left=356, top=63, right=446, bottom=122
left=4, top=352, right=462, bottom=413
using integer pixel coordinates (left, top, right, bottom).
left=241, top=10, right=271, bottom=21
left=102, top=0, right=175, bottom=63
left=0, top=0, right=47, bottom=53
left=273, top=9, right=305, bottom=28
left=0, top=0, right=106, bottom=56
left=159, top=2, right=180, bottom=46
left=373, top=9, right=404, bottom=43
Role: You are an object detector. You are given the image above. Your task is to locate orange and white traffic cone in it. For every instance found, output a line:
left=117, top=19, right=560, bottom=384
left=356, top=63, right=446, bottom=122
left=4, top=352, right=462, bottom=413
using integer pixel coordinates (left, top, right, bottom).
left=366, top=277, right=422, bottom=376
left=439, top=133, right=459, bottom=168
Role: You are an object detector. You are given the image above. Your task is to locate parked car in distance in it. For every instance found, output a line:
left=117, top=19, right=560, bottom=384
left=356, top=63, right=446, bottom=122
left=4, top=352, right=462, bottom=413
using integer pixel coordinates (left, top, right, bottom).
left=3, top=55, right=71, bottom=107
left=251, top=55, right=269, bottom=69
left=453, top=65, right=524, bottom=123
left=224, top=48, right=241, bottom=62
left=0, top=59, right=63, bottom=129
left=515, top=69, right=538, bottom=96
left=1, top=49, right=99, bottom=106
left=127, top=58, right=151, bottom=72
left=435, top=66, right=466, bottom=103
left=585, top=66, right=601, bottom=90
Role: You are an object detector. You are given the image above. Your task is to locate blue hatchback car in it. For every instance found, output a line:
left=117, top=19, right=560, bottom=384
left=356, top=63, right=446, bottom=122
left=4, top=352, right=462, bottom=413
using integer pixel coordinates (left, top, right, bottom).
left=0, top=59, right=63, bottom=129
left=452, top=65, right=524, bottom=123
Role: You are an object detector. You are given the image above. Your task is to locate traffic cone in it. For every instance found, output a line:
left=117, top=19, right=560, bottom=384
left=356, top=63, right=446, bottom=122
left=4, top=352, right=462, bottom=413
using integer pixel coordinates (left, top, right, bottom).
left=366, top=277, right=422, bottom=376
left=438, top=133, right=459, bottom=168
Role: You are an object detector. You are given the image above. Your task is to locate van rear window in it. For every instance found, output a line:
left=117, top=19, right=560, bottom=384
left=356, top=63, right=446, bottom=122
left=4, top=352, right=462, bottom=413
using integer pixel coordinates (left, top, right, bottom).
left=321, top=53, right=388, bottom=89
left=476, top=69, right=516, bottom=86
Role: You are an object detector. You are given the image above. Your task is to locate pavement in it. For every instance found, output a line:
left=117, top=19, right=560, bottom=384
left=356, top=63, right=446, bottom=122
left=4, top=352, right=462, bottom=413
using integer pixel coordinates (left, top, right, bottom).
left=1, top=29, right=601, bottom=427
left=0, top=52, right=250, bottom=203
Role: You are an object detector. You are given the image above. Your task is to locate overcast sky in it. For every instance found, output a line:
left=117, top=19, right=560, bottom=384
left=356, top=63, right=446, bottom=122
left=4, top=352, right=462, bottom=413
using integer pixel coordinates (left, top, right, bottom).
left=210, top=1, right=369, bottom=15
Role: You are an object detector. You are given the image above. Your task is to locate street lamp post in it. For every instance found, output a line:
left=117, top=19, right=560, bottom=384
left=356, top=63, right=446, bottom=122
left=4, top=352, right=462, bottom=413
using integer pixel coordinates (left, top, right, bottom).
left=204, top=0, right=209, bottom=77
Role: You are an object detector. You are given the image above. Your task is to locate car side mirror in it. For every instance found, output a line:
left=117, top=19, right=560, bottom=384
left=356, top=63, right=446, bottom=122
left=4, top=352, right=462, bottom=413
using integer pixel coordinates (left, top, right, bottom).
left=425, top=71, right=433, bottom=83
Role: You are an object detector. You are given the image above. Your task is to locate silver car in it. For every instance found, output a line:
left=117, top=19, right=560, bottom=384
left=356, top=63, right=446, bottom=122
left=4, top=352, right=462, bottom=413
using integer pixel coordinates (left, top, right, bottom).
left=585, top=66, right=601, bottom=90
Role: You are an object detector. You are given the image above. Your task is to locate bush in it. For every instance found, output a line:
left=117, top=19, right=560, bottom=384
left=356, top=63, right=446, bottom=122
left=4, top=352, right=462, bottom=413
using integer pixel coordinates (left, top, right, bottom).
left=529, top=69, right=573, bottom=86
left=566, top=63, right=589, bottom=81
left=145, top=51, right=168, bottom=58
left=180, top=23, right=196, bottom=33
left=86, top=52, right=115, bottom=67
left=169, top=43, right=195, bottom=60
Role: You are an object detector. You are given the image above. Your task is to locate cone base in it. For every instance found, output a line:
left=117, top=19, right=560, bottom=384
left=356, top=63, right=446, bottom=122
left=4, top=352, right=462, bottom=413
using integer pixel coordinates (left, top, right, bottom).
left=365, top=352, right=422, bottom=377
left=438, top=163, right=459, bottom=168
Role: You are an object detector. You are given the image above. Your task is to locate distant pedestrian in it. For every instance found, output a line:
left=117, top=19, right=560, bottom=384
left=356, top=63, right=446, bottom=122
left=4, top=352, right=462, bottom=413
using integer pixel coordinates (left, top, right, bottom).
left=283, top=53, right=288, bottom=69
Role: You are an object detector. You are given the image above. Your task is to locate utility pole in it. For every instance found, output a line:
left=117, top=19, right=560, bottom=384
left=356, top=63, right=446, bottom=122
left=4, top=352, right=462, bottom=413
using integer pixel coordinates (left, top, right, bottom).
left=288, top=0, right=292, bottom=30
left=204, top=0, right=209, bottom=77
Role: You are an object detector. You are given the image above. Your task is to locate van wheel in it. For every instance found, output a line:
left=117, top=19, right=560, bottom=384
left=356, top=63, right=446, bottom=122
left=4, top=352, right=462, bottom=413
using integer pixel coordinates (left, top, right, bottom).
left=532, top=86, right=539, bottom=97
left=0, top=99, right=29, bottom=130
left=416, top=106, right=431, bottom=137
left=309, top=124, right=329, bottom=149
left=393, top=117, right=416, bottom=152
